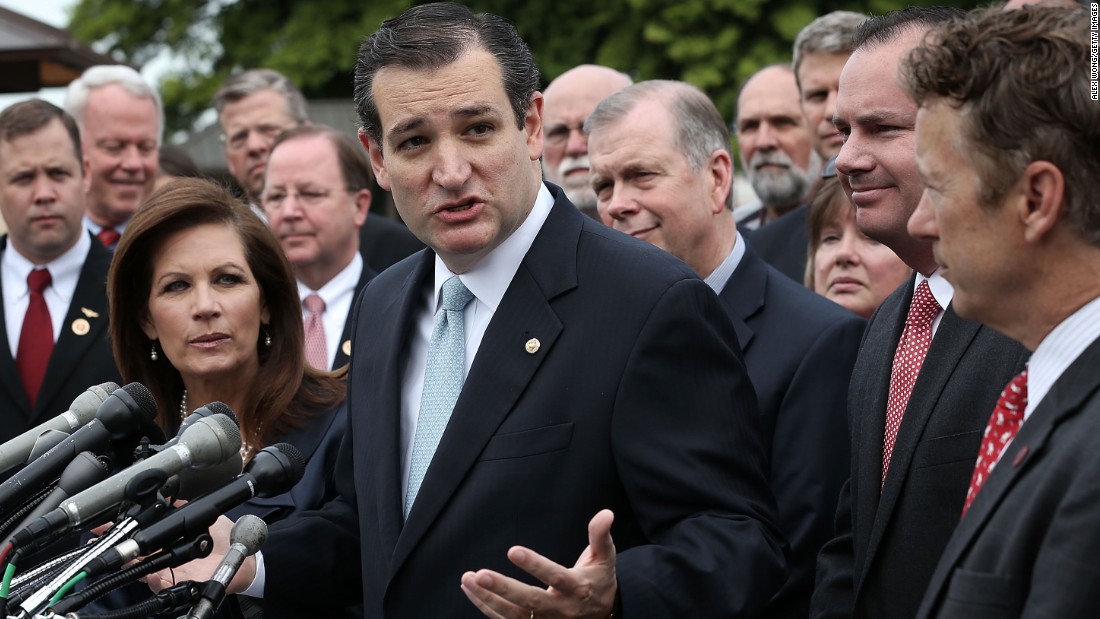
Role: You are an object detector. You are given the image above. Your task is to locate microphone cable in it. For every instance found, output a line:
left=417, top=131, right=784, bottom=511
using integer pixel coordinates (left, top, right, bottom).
left=65, top=580, right=202, bottom=619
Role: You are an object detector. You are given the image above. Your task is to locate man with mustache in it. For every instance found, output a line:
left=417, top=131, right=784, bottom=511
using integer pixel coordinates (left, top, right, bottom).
left=541, top=64, right=632, bottom=220
left=736, top=65, right=822, bottom=282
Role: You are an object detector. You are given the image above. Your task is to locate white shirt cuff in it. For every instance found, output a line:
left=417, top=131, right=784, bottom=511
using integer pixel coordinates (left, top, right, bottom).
left=239, top=550, right=266, bottom=598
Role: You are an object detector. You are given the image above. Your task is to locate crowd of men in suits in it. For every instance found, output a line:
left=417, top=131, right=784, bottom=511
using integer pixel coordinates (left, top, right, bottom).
left=0, top=0, right=1096, bottom=617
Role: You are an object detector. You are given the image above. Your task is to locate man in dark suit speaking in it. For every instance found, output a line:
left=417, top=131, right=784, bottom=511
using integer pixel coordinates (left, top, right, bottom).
left=585, top=79, right=864, bottom=619
left=163, top=3, right=788, bottom=617
left=904, top=7, right=1100, bottom=617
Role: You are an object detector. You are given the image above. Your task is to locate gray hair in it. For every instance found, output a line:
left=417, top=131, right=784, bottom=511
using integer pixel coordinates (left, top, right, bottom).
left=65, top=65, right=164, bottom=143
left=792, top=11, right=868, bottom=82
left=213, top=69, right=309, bottom=123
left=585, top=80, right=734, bottom=209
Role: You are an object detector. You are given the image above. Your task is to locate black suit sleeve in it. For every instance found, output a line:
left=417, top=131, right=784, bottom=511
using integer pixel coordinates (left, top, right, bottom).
left=769, top=315, right=863, bottom=618
left=612, top=278, right=788, bottom=616
left=810, top=477, right=857, bottom=619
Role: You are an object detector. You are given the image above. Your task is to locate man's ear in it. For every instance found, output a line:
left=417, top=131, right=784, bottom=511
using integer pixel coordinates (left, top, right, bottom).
left=359, top=129, right=391, bottom=191
left=707, top=149, right=734, bottom=214
left=353, top=188, right=372, bottom=227
left=1019, top=160, right=1065, bottom=245
left=524, top=92, right=545, bottom=162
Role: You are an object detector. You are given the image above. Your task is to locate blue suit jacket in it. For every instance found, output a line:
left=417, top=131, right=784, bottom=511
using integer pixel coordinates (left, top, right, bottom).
left=718, top=246, right=864, bottom=619
left=262, top=184, right=787, bottom=617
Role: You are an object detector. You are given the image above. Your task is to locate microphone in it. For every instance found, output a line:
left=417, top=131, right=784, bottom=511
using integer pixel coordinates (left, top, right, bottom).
left=162, top=402, right=243, bottom=499
left=0, top=383, right=156, bottom=515
left=109, top=443, right=303, bottom=563
left=49, top=413, right=242, bottom=531
left=186, top=515, right=268, bottom=619
left=0, top=451, right=108, bottom=547
left=0, top=382, right=119, bottom=474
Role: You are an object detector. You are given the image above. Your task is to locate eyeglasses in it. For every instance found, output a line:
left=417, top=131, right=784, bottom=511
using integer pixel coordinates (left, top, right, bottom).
left=544, top=122, right=585, bottom=147
left=220, top=123, right=291, bottom=152
left=261, top=187, right=351, bottom=211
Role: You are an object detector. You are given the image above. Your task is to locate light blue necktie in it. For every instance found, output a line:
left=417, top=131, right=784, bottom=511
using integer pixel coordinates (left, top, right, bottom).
left=405, top=275, right=475, bottom=518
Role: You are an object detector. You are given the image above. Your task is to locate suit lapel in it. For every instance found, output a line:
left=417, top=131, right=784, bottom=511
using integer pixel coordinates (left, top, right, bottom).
left=921, top=337, right=1100, bottom=614
left=0, top=237, right=33, bottom=418
left=718, top=247, right=767, bottom=352
left=364, top=252, right=431, bottom=561
left=34, top=236, right=112, bottom=422
left=390, top=191, right=579, bottom=577
left=849, top=280, right=910, bottom=593
left=859, top=304, right=981, bottom=590
left=333, top=264, right=377, bottom=369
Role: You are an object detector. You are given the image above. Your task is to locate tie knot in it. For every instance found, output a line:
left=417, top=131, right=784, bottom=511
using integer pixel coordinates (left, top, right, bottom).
left=907, top=280, right=940, bottom=326
left=440, top=276, right=474, bottom=312
left=27, top=269, right=51, bottom=293
left=303, top=294, right=325, bottom=314
left=96, top=228, right=120, bottom=247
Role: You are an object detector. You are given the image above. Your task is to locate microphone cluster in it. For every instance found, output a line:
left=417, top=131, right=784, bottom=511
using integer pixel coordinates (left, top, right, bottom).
left=0, top=382, right=304, bottom=619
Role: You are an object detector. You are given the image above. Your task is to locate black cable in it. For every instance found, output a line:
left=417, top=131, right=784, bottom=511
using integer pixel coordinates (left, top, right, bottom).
left=49, top=533, right=212, bottom=615
left=68, top=580, right=200, bottom=619
left=0, top=486, right=52, bottom=539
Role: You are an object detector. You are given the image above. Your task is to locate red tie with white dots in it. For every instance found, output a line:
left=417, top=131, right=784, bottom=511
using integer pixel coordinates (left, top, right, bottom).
left=962, top=369, right=1028, bottom=517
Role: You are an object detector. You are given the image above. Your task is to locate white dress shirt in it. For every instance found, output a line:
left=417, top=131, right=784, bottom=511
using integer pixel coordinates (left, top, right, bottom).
left=3, top=230, right=91, bottom=357
left=1023, top=294, right=1100, bottom=422
left=915, top=269, right=953, bottom=336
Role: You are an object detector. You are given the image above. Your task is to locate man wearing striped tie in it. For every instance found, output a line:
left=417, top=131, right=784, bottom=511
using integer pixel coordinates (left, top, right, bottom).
left=904, top=7, right=1100, bottom=618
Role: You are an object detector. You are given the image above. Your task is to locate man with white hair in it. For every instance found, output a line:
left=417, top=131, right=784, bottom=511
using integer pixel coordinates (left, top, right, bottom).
left=736, top=65, right=821, bottom=282
left=65, top=65, right=162, bottom=248
left=541, top=64, right=632, bottom=219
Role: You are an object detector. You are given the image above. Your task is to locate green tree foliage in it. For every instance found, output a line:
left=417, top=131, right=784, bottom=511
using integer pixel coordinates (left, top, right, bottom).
left=68, top=0, right=979, bottom=138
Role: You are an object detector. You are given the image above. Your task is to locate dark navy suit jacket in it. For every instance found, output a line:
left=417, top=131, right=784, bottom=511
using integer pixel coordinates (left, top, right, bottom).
left=0, top=233, right=121, bottom=444
left=718, top=246, right=864, bottom=619
left=261, top=184, right=787, bottom=617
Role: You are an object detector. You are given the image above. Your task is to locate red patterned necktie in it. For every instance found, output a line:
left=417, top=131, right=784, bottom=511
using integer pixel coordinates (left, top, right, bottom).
left=882, top=280, right=941, bottom=485
left=16, top=268, right=54, bottom=407
left=962, top=369, right=1029, bottom=517
left=303, top=294, right=328, bottom=370
left=96, top=228, right=120, bottom=248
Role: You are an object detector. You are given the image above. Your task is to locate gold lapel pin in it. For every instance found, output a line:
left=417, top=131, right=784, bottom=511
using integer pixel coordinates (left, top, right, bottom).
left=342, top=340, right=352, bottom=356
left=525, top=338, right=540, bottom=354
left=71, top=318, right=91, bottom=336
left=81, top=307, right=99, bottom=318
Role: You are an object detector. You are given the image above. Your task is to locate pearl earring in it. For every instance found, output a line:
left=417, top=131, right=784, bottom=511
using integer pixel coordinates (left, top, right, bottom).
left=150, top=341, right=158, bottom=361
left=264, top=327, right=272, bottom=348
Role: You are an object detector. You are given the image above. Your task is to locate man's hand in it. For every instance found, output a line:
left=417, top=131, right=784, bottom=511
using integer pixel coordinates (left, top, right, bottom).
left=460, top=509, right=617, bottom=618
left=144, top=514, right=256, bottom=595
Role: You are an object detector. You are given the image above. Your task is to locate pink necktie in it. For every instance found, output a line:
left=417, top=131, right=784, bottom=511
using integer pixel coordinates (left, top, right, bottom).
left=17, top=269, right=54, bottom=407
left=303, top=294, right=327, bottom=370
left=962, top=369, right=1028, bottom=516
left=882, top=280, right=940, bottom=485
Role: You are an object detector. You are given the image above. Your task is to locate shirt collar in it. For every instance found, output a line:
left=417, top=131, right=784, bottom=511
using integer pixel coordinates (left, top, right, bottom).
left=297, top=252, right=364, bottom=304
left=431, top=183, right=555, bottom=312
left=3, top=229, right=91, bottom=303
left=705, top=228, right=746, bottom=294
left=1025, top=293, right=1100, bottom=419
left=915, top=268, right=954, bottom=309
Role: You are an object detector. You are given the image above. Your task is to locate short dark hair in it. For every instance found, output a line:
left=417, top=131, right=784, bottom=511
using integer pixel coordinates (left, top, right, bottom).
left=158, top=144, right=200, bottom=179
left=109, top=178, right=345, bottom=448
left=904, top=7, right=1098, bottom=245
left=853, top=6, right=966, bottom=51
left=270, top=124, right=374, bottom=190
left=353, top=2, right=540, bottom=147
left=0, top=98, right=83, bottom=163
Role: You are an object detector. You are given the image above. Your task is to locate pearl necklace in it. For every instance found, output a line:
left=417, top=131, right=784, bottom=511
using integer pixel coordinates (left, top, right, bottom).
left=180, top=389, right=259, bottom=460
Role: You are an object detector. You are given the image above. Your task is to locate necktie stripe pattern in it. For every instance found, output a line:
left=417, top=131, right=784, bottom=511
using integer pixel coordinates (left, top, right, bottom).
left=17, top=268, right=54, bottom=407
left=962, top=369, right=1028, bottom=516
left=303, top=294, right=327, bottom=370
left=405, top=276, right=474, bottom=518
left=882, top=280, right=940, bottom=486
